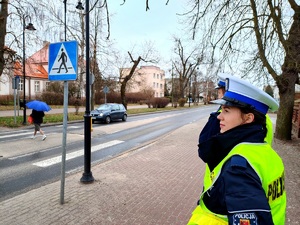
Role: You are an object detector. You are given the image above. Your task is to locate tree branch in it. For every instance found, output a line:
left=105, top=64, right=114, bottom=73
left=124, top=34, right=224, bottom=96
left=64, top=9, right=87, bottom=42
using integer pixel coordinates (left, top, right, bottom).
left=250, top=0, right=278, bottom=79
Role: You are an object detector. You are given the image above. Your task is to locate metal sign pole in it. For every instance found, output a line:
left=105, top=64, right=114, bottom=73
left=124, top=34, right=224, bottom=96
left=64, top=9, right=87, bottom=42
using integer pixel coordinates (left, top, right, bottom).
left=17, top=90, right=20, bottom=116
left=14, top=88, right=16, bottom=124
left=13, top=76, right=20, bottom=124
left=60, top=0, right=68, bottom=204
left=60, top=81, right=68, bottom=204
left=103, top=86, right=109, bottom=104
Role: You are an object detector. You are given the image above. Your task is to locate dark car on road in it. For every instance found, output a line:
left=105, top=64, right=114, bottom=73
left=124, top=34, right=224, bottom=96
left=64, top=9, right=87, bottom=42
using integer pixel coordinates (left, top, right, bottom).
left=91, top=103, right=127, bottom=124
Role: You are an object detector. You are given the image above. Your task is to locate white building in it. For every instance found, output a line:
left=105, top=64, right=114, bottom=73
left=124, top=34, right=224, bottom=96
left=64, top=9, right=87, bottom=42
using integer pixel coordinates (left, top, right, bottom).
left=121, top=65, right=165, bottom=97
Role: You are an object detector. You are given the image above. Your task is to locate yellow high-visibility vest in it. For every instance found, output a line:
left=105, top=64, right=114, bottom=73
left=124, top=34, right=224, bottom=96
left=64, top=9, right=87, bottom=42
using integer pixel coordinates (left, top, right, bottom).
left=188, top=143, right=286, bottom=225
left=265, top=114, right=273, bottom=145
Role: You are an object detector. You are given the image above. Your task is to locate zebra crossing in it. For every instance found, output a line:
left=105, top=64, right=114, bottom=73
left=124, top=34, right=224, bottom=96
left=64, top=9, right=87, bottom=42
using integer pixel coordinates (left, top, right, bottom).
left=32, top=140, right=124, bottom=167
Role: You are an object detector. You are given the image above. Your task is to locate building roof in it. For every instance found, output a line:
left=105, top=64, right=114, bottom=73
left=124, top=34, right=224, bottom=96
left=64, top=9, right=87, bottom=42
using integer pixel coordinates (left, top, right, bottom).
left=27, top=41, right=50, bottom=64
left=4, top=46, right=17, bottom=54
left=13, top=61, right=22, bottom=76
left=13, top=42, right=50, bottom=80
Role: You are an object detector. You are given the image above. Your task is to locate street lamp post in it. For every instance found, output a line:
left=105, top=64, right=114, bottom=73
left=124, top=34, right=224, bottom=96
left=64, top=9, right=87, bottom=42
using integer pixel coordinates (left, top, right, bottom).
left=63, top=0, right=67, bottom=41
left=80, top=0, right=94, bottom=183
left=189, top=77, right=192, bottom=107
left=171, top=65, right=174, bottom=107
left=206, top=80, right=209, bottom=104
left=22, top=16, right=36, bottom=125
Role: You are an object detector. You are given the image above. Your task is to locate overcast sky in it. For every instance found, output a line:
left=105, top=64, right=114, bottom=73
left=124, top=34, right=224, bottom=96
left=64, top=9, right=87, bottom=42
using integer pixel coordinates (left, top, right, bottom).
left=108, top=0, right=187, bottom=70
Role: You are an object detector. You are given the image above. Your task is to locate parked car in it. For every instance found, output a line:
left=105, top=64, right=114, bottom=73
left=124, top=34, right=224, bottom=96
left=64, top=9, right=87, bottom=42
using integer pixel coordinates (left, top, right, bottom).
left=91, top=103, right=127, bottom=124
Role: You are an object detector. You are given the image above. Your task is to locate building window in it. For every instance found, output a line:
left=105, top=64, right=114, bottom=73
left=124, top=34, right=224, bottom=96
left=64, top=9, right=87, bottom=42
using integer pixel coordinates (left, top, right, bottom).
left=153, top=73, right=155, bottom=78
left=160, top=83, right=163, bottom=89
left=46, top=81, right=50, bottom=91
left=157, top=74, right=159, bottom=79
left=153, top=82, right=155, bottom=88
left=19, top=80, right=23, bottom=91
left=34, top=81, right=40, bottom=92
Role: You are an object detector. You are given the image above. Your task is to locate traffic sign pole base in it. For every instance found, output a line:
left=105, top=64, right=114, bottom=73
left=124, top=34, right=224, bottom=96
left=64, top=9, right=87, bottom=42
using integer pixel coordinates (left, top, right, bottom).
left=80, top=172, right=94, bottom=183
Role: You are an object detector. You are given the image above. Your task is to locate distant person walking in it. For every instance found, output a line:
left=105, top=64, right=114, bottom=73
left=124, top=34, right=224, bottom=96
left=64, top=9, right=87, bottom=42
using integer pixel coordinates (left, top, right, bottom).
left=30, top=109, right=46, bottom=140
left=57, top=48, right=68, bottom=73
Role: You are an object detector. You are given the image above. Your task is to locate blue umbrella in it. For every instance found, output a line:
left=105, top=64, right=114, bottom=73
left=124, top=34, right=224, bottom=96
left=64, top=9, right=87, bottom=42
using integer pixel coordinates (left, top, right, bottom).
left=26, top=100, right=51, bottom=112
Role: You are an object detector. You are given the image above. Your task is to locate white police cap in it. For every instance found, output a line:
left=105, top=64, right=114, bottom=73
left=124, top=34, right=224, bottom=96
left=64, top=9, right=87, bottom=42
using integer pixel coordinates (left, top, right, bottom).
left=213, top=75, right=279, bottom=115
left=215, top=73, right=233, bottom=89
left=215, top=80, right=226, bottom=89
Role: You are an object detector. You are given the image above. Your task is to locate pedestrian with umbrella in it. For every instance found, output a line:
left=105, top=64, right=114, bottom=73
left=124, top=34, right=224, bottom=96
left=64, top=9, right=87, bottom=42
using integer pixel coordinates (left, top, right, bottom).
left=26, top=100, right=51, bottom=141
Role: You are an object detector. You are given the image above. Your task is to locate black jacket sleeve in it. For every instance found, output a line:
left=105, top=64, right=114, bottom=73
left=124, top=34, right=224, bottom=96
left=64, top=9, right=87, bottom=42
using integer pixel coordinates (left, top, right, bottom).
left=198, top=111, right=221, bottom=144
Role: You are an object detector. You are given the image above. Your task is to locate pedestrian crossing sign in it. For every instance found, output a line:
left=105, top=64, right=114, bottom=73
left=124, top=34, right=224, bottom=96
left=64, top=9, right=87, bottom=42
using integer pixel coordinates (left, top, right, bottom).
left=48, top=41, right=78, bottom=81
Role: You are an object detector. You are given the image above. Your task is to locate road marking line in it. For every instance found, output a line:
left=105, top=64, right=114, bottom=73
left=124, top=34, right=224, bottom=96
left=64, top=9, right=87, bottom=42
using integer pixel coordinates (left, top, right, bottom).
left=55, top=125, right=80, bottom=129
left=0, top=131, right=33, bottom=140
left=32, top=140, right=124, bottom=167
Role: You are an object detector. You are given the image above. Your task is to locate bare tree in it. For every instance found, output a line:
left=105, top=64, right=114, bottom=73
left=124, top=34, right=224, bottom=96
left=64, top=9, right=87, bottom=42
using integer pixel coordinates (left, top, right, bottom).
left=172, top=38, right=206, bottom=99
left=184, top=0, right=300, bottom=140
left=119, top=43, right=159, bottom=109
left=0, top=0, right=8, bottom=78
left=193, top=64, right=219, bottom=103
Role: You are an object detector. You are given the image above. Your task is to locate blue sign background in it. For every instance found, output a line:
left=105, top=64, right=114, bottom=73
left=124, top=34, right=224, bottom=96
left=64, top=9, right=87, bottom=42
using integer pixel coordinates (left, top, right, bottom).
left=48, top=41, right=78, bottom=81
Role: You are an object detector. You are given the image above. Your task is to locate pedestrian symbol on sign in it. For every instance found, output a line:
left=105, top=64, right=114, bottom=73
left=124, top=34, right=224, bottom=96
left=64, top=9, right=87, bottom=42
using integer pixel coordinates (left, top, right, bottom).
left=58, top=48, right=68, bottom=73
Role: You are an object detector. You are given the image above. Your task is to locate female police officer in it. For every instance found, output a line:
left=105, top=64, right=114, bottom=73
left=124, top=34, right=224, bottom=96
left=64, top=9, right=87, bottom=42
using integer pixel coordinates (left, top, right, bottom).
left=188, top=75, right=286, bottom=225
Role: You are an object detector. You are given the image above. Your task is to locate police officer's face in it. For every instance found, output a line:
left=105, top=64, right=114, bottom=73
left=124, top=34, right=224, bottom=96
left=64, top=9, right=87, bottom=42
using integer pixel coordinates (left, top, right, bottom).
left=217, top=88, right=225, bottom=99
left=217, top=106, right=253, bottom=133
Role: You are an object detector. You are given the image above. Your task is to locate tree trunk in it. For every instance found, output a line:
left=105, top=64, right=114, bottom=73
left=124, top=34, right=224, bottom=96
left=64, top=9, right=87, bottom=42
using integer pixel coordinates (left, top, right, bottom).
left=179, top=77, right=185, bottom=98
left=120, top=55, right=142, bottom=109
left=121, top=82, right=127, bottom=109
left=274, top=11, right=300, bottom=140
left=0, top=0, right=8, bottom=77
left=275, top=71, right=297, bottom=140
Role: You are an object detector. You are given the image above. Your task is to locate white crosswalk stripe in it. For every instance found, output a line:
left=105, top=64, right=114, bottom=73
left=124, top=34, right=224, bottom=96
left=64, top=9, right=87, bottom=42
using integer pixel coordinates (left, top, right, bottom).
left=0, top=131, right=32, bottom=140
left=32, top=140, right=124, bottom=167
